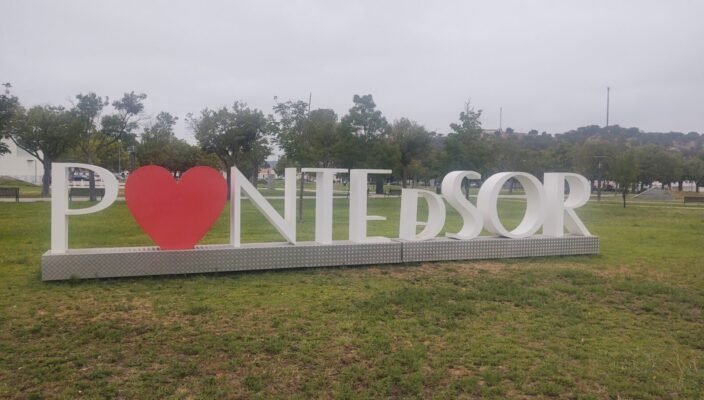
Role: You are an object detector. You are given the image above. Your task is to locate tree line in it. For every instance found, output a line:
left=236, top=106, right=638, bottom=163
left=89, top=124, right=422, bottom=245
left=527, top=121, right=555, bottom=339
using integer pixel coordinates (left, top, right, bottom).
left=1, top=84, right=703, bottom=204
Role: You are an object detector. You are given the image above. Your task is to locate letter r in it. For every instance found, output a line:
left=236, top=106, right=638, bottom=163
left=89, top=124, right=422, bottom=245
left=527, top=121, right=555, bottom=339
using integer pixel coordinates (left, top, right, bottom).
left=543, top=173, right=592, bottom=237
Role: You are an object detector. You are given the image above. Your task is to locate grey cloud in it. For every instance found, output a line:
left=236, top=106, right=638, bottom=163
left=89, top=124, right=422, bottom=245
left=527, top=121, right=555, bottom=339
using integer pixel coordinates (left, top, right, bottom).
left=1, top=0, right=702, bottom=142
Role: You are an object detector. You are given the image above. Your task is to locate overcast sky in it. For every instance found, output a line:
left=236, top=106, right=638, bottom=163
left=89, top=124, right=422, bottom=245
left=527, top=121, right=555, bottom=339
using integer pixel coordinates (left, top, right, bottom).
left=1, top=0, right=703, bottom=142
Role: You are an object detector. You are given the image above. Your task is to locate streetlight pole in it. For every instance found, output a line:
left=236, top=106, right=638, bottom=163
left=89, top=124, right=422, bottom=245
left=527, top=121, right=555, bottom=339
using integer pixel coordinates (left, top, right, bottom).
left=606, top=87, right=610, bottom=127
left=129, top=145, right=136, bottom=171
left=499, top=107, right=503, bottom=133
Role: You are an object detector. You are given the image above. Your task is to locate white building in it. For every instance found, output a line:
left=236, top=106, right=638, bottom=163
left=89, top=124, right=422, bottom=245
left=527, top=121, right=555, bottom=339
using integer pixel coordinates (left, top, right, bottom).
left=0, top=137, right=43, bottom=184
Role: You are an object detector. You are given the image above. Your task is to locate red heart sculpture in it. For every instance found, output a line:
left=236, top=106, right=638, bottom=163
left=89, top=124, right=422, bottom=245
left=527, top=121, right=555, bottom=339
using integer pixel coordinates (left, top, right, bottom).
left=125, top=166, right=227, bottom=250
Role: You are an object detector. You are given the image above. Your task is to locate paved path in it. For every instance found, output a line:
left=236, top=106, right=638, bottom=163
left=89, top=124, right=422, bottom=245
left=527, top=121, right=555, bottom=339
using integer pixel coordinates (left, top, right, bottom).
left=3, top=194, right=703, bottom=211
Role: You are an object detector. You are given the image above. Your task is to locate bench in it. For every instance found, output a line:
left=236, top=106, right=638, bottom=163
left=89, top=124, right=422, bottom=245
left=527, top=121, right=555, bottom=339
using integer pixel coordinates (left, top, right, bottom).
left=69, top=187, right=105, bottom=201
left=0, top=187, right=19, bottom=202
left=683, top=196, right=704, bottom=204
left=385, top=189, right=402, bottom=197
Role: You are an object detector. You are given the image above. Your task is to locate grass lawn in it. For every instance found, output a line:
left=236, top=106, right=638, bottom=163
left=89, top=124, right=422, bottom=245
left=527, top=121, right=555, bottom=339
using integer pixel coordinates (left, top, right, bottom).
left=0, top=197, right=703, bottom=399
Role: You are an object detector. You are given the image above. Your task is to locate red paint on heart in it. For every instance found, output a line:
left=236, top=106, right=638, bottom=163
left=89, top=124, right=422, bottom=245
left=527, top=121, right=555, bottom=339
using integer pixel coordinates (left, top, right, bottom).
left=125, top=166, right=227, bottom=250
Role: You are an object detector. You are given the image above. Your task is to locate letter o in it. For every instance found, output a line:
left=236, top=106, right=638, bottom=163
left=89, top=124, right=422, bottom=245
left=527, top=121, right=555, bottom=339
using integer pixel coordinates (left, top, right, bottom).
left=477, top=172, right=547, bottom=238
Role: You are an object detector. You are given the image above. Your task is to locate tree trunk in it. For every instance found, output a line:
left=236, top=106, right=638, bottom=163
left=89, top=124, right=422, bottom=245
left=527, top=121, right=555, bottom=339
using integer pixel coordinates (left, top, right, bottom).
left=41, top=160, right=51, bottom=198
left=622, top=188, right=627, bottom=208
left=678, top=180, right=683, bottom=191
left=250, top=170, right=257, bottom=186
left=86, top=154, right=98, bottom=202
left=401, top=170, right=407, bottom=189
left=88, top=170, right=97, bottom=202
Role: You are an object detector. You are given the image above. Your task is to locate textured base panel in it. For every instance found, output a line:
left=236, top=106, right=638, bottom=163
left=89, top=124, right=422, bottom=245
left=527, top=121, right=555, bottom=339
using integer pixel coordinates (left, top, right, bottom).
left=401, top=235, right=599, bottom=262
left=41, top=236, right=599, bottom=281
left=41, top=241, right=403, bottom=281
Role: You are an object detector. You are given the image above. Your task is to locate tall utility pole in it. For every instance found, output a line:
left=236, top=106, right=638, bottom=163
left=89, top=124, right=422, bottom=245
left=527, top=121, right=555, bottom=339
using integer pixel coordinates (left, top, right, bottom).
left=129, top=145, right=136, bottom=171
left=499, top=107, right=503, bottom=132
left=606, top=87, right=610, bottom=127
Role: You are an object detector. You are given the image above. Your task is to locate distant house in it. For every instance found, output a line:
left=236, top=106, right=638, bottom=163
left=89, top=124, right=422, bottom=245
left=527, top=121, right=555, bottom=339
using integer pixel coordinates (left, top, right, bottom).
left=0, top=138, right=43, bottom=184
left=257, top=167, right=276, bottom=180
left=257, top=160, right=279, bottom=180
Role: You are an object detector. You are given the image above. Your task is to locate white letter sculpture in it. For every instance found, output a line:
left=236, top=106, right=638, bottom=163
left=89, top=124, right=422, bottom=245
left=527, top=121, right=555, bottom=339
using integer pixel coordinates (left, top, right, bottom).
left=399, top=189, right=447, bottom=241
left=302, top=168, right=347, bottom=244
left=230, top=167, right=297, bottom=247
left=348, top=169, right=391, bottom=243
left=477, top=172, right=547, bottom=239
left=51, top=163, right=119, bottom=253
left=543, top=173, right=592, bottom=236
left=441, top=171, right=483, bottom=240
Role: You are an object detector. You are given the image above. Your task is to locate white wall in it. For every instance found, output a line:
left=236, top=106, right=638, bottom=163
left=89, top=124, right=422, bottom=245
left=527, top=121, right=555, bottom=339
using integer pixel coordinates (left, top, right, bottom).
left=0, top=138, right=44, bottom=184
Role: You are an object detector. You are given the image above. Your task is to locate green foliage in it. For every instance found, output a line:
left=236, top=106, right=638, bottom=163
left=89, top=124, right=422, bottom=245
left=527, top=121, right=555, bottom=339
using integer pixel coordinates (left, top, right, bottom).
left=449, top=100, right=483, bottom=138
left=441, top=101, right=493, bottom=176
left=100, top=91, right=147, bottom=141
left=3, top=88, right=704, bottom=198
left=7, top=105, right=77, bottom=196
left=71, top=91, right=147, bottom=167
left=608, top=149, right=639, bottom=207
left=388, top=118, right=433, bottom=186
left=272, top=99, right=309, bottom=164
left=272, top=104, right=354, bottom=168
left=340, top=94, right=389, bottom=138
left=298, top=108, right=346, bottom=167
left=190, top=102, right=271, bottom=187
left=0, top=83, right=20, bottom=155
left=137, top=112, right=207, bottom=173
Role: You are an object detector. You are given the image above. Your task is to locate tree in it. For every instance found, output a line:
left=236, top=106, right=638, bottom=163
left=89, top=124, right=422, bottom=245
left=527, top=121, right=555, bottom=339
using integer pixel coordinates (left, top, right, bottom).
left=684, top=157, right=704, bottom=192
left=190, top=102, right=271, bottom=195
left=0, top=83, right=20, bottom=156
left=635, top=145, right=680, bottom=190
left=388, top=118, right=432, bottom=187
left=272, top=99, right=309, bottom=164
left=608, top=149, right=639, bottom=208
left=137, top=112, right=201, bottom=174
left=72, top=91, right=147, bottom=200
left=442, top=101, right=492, bottom=174
left=340, top=94, right=389, bottom=139
left=8, top=105, right=77, bottom=196
left=273, top=155, right=294, bottom=176
left=573, top=140, right=615, bottom=189
left=340, top=94, right=391, bottom=193
left=300, top=109, right=345, bottom=168
left=272, top=102, right=348, bottom=168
